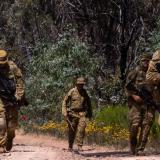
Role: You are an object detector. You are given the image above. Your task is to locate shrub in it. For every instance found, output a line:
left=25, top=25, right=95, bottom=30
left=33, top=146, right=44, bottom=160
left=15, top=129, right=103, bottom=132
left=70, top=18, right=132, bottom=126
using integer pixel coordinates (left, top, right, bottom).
left=22, top=30, right=99, bottom=124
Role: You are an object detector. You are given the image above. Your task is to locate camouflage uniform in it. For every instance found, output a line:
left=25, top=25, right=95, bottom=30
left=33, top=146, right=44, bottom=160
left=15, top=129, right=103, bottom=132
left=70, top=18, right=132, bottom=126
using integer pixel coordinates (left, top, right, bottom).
left=0, top=50, right=24, bottom=152
left=146, top=49, right=160, bottom=124
left=62, top=78, right=92, bottom=151
left=146, top=49, right=160, bottom=102
left=125, top=54, right=154, bottom=155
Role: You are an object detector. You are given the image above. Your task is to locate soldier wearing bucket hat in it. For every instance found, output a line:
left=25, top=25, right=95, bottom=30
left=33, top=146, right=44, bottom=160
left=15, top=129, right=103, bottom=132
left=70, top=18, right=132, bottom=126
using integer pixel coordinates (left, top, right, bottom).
left=139, top=53, right=152, bottom=61
left=62, top=77, right=92, bottom=152
left=0, top=50, right=25, bottom=153
left=76, top=77, right=86, bottom=84
left=0, top=50, right=8, bottom=65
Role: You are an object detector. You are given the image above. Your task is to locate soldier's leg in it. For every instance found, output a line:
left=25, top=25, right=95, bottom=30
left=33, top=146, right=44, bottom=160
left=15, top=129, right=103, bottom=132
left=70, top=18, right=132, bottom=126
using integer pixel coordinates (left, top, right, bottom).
left=129, top=123, right=139, bottom=154
left=0, top=100, right=7, bottom=152
left=137, top=108, right=155, bottom=153
left=128, top=106, right=141, bottom=154
left=138, top=125, right=143, bottom=147
left=138, top=110, right=145, bottom=147
left=5, top=107, right=18, bottom=151
left=0, top=110, right=7, bottom=149
left=67, top=116, right=78, bottom=150
left=76, top=116, right=87, bottom=150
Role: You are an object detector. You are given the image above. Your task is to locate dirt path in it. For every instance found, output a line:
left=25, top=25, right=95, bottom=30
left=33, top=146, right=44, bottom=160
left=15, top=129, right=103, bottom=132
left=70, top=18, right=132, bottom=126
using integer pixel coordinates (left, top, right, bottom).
left=0, top=131, right=160, bottom=160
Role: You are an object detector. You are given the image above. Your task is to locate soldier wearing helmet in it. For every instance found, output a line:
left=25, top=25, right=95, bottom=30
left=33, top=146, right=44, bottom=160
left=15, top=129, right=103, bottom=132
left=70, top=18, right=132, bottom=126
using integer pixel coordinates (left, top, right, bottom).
left=62, top=77, right=92, bottom=152
left=125, top=53, right=154, bottom=155
left=146, top=48, right=160, bottom=126
left=146, top=48, right=160, bottom=85
left=0, top=50, right=25, bottom=152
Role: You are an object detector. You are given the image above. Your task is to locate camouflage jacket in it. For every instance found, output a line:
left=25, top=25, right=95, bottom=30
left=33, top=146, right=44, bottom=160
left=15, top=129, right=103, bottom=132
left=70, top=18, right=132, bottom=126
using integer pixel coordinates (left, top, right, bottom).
left=125, top=65, right=147, bottom=97
left=146, top=51, right=160, bottom=102
left=0, top=61, right=24, bottom=104
left=146, top=51, right=160, bottom=85
left=62, top=87, right=92, bottom=118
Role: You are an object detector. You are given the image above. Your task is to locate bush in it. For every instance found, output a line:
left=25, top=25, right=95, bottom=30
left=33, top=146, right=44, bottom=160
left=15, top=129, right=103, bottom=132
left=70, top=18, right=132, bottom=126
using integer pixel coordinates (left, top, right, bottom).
left=21, top=30, right=99, bottom=125
left=95, top=105, right=129, bottom=128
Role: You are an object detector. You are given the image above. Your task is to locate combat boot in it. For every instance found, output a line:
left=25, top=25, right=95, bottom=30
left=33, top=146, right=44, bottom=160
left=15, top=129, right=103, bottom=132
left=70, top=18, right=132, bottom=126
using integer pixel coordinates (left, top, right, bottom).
left=136, top=141, right=146, bottom=156
left=136, top=149, right=145, bottom=156
left=130, top=145, right=136, bottom=155
left=5, top=138, right=13, bottom=152
left=68, top=143, right=73, bottom=152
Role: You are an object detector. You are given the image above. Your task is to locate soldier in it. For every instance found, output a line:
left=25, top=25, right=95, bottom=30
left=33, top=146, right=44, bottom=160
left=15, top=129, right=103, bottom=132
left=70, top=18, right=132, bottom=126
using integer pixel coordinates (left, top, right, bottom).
left=0, top=50, right=25, bottom=152
left=146, top=48, right=160, bottom=124
left=146, top=49, right=160, bottom=99
left=125, top=53, right=154, bottom=155
left=62, top=77, right=92, bottom=152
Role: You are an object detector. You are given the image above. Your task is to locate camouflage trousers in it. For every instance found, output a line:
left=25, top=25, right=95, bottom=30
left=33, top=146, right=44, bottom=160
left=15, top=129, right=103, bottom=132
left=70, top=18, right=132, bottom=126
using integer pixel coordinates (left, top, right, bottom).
left=128, top=103, right=155, bottom=152
left=0, top=100, right=18, bottom=147
left=67, top=112, right=88, bottom=148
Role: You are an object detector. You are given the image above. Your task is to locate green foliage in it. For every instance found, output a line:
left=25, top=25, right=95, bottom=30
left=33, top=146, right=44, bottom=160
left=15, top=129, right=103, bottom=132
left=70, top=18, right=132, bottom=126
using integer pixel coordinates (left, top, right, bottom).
left=21, top=104, right=160, bottom=148
left=149, top=32, right=160, bottom=50
left=95, top=105, right=129, bottom=128
left=23, top=31, right=98, bottom=123
left=145, top=19, right=160, bottom=51
left=95, top=106, right=160, bottom=142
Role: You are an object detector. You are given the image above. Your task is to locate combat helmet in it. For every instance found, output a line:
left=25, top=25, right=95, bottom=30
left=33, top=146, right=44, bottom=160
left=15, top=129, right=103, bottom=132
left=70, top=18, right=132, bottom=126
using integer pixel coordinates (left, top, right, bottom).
left=0, top=50, right=8, bottom=64
left=152, top=48, right=160, bottom=61
left=76, top=77, right=86, bottom=84
left=140, top=53, right=152, bottom=61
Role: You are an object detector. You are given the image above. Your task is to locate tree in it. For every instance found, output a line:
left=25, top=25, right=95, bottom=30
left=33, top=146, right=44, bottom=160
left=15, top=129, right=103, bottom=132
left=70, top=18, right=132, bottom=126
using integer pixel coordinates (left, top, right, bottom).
left=25, top=31, right=98, bottom=122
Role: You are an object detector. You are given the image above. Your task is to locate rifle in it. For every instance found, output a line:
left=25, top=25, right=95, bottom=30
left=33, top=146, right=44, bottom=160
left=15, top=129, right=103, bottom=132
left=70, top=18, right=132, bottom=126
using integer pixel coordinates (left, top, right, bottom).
left=126, top=81, right=160, bottom=113
left=156, top=63, right=160, bottom=73
left=66, top=117, right=75, bottom=131
left=0, top=75, right=17, bottom=105
left=0, top=75, right=28, bottom=107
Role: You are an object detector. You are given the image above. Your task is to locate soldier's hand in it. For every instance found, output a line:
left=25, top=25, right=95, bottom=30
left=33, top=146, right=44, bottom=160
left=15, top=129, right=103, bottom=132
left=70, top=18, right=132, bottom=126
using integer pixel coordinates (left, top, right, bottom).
left=132, top=95, right=143, bottom=103
left=15, top=95, right=21, bottom=101
left=64, top=115, right=68, bottom=120
left=63, top=112, right=68, bottom=120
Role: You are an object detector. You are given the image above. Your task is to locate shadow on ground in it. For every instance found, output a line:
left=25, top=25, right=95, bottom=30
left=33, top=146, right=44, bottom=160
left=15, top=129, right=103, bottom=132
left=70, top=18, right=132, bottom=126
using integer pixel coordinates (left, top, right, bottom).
left=80, top=151, right=160, bottom=158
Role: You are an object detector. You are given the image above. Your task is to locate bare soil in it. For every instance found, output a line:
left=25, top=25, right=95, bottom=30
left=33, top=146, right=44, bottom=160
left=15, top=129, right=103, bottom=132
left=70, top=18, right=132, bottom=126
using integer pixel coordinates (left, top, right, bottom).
left=0, top=131, right=160, bottom=160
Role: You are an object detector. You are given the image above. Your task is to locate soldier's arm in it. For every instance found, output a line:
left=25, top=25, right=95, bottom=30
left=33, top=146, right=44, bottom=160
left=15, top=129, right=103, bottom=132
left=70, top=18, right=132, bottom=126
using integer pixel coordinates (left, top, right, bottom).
left=62, top=89, right=72, bottom=117
left=9, top=61, right=25, bottom=101
left=125, top=68, right=144, bottom=103
left=146, top=61, right=160, bottom=85
left=125, top=69, right=138, bottom=97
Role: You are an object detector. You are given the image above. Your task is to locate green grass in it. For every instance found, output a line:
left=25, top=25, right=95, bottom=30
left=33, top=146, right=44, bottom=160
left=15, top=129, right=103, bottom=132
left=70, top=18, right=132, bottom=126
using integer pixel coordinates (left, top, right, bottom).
left=95, top=105, right=129, bottom=128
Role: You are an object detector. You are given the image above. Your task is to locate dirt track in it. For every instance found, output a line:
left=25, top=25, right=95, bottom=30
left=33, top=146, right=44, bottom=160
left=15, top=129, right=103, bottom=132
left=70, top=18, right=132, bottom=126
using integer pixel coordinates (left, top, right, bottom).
left=0, top=131, right=160, bottom=160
